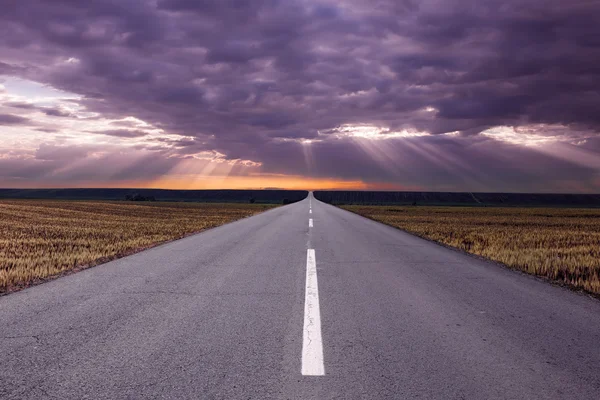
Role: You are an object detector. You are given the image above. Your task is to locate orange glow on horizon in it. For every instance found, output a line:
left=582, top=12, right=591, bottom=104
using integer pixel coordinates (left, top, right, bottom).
left=148, top=175, right=369, bottom=190
left=0, top=175, right=415, bottom=191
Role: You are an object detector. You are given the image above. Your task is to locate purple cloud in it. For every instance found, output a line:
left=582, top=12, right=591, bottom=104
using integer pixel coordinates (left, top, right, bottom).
left=43, top=107, right=72, bottom=117
left=91, top=129, right=149, bottom=138
left=0, top=113, right=29, bottom=125
left=4, top=101, right=36, bottom=110
left=0, top=0, right=599, bottom=190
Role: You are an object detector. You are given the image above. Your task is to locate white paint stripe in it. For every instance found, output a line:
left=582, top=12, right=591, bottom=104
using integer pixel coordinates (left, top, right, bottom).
left=309, top=218, right=313, bottom=228
left=302, top=249, right=325, bottom=376
left=309, top=209, right=312, bottom=214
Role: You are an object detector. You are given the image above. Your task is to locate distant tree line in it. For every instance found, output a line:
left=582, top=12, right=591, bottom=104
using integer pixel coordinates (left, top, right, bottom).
left=124, top=193, right=156, bottom=202
left=249, top=197, right=298, bottom=204
left=313, top=191, right=600, bottom=207
left=0, top=188, right=309, bottom=204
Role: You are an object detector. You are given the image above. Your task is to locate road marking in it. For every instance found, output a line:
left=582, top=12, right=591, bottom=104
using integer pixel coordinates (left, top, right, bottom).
left=309, top=209, right=312, bottom=214
left=309, top=218, right=313, bottom=228
left=302, top=249, right=325, bottom=376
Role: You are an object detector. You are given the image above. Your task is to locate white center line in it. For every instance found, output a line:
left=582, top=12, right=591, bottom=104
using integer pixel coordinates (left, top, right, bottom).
left=302, top=249, right=325, bottom=376
left=309, top=218, right=313, bottom=228
left=309, top=209, right=312, bottom=214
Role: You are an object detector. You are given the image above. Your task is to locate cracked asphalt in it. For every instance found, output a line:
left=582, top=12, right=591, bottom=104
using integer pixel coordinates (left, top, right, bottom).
left=1, top=193, right=600, bottom=399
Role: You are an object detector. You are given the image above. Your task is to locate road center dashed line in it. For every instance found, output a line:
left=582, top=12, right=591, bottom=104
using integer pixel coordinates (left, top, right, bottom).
left=309, top=218, right=313, bottom=228
left=302, top=249, right=325, bottom=376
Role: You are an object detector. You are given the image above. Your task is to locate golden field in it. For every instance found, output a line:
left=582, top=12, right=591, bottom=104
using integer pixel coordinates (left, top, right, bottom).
left=343, top=205, right=600, bottom=295
left=0, top=200, right=274, bottom=293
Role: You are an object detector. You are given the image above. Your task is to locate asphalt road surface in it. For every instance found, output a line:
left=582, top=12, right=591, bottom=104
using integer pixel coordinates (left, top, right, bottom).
left=1, top=193, right=600, bottom=399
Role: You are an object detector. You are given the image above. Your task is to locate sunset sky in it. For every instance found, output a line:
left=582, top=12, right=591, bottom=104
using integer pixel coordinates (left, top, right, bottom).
left=1, top=0, right=599, bottom=192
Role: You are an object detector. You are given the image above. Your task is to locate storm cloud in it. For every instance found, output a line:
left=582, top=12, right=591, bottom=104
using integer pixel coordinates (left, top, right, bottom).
left=0, top=0, right=599, bottom=190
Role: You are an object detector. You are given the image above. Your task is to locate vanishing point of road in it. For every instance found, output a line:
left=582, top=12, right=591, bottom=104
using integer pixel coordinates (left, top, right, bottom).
left=1, top=193, right=600, bottom=399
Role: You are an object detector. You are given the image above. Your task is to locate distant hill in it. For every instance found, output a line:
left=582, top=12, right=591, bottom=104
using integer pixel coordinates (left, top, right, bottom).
left=0, top=189, right=308, bottom=204
left=314, top=191, right=600, bottom=207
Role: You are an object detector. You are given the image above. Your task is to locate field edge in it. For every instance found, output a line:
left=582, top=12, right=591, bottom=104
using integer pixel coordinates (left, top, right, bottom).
left=0, top=203, right=278, bottom=296
left=338, top=205, right=600, bottom=301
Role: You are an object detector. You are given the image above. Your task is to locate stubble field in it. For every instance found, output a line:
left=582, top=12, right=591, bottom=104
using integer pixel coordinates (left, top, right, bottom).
left=343, top=205, right=600, bottom=295
left=0, top=200, right=275, bottom=293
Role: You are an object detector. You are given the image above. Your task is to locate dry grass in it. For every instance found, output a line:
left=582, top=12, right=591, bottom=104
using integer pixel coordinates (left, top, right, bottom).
left=0, top=200, right=275, bottom=293
left=343, top=205, right=600, bottom=295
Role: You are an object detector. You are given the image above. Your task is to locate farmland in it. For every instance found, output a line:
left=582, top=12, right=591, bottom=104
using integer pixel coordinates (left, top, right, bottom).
left=0, top=200, right=275, bottom=293
left=343, top=205, right=600, bottom=295
left=315, top=190, right=600, bottom=207
left=0, top=188, right=308, bottom=204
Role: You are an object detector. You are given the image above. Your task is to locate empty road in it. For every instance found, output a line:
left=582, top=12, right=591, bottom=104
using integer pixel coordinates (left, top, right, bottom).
left=1, top=193, right=600, bottom=399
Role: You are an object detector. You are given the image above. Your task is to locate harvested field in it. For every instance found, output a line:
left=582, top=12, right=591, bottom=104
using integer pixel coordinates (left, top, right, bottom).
left=342, top=205, right=600, bottom=295
left=0, top=200, right=275, bottom=293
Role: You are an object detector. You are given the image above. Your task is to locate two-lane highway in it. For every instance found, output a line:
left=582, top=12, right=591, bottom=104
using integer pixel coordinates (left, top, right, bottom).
left=1, top=193, right=600, bottom=399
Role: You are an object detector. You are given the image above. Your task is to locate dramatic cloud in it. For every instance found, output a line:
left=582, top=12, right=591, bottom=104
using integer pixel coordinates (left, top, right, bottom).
left=43, top=107, right=72, bottom=117
left=0, top=0, right=599, bottom=190
left=92, top=129, right=149, bottom=138
left=0, top=113, right=29, bottom=125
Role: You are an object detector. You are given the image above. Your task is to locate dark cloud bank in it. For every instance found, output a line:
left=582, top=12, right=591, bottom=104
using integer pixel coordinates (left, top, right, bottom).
left=1, top=0, right=599, bottom=191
